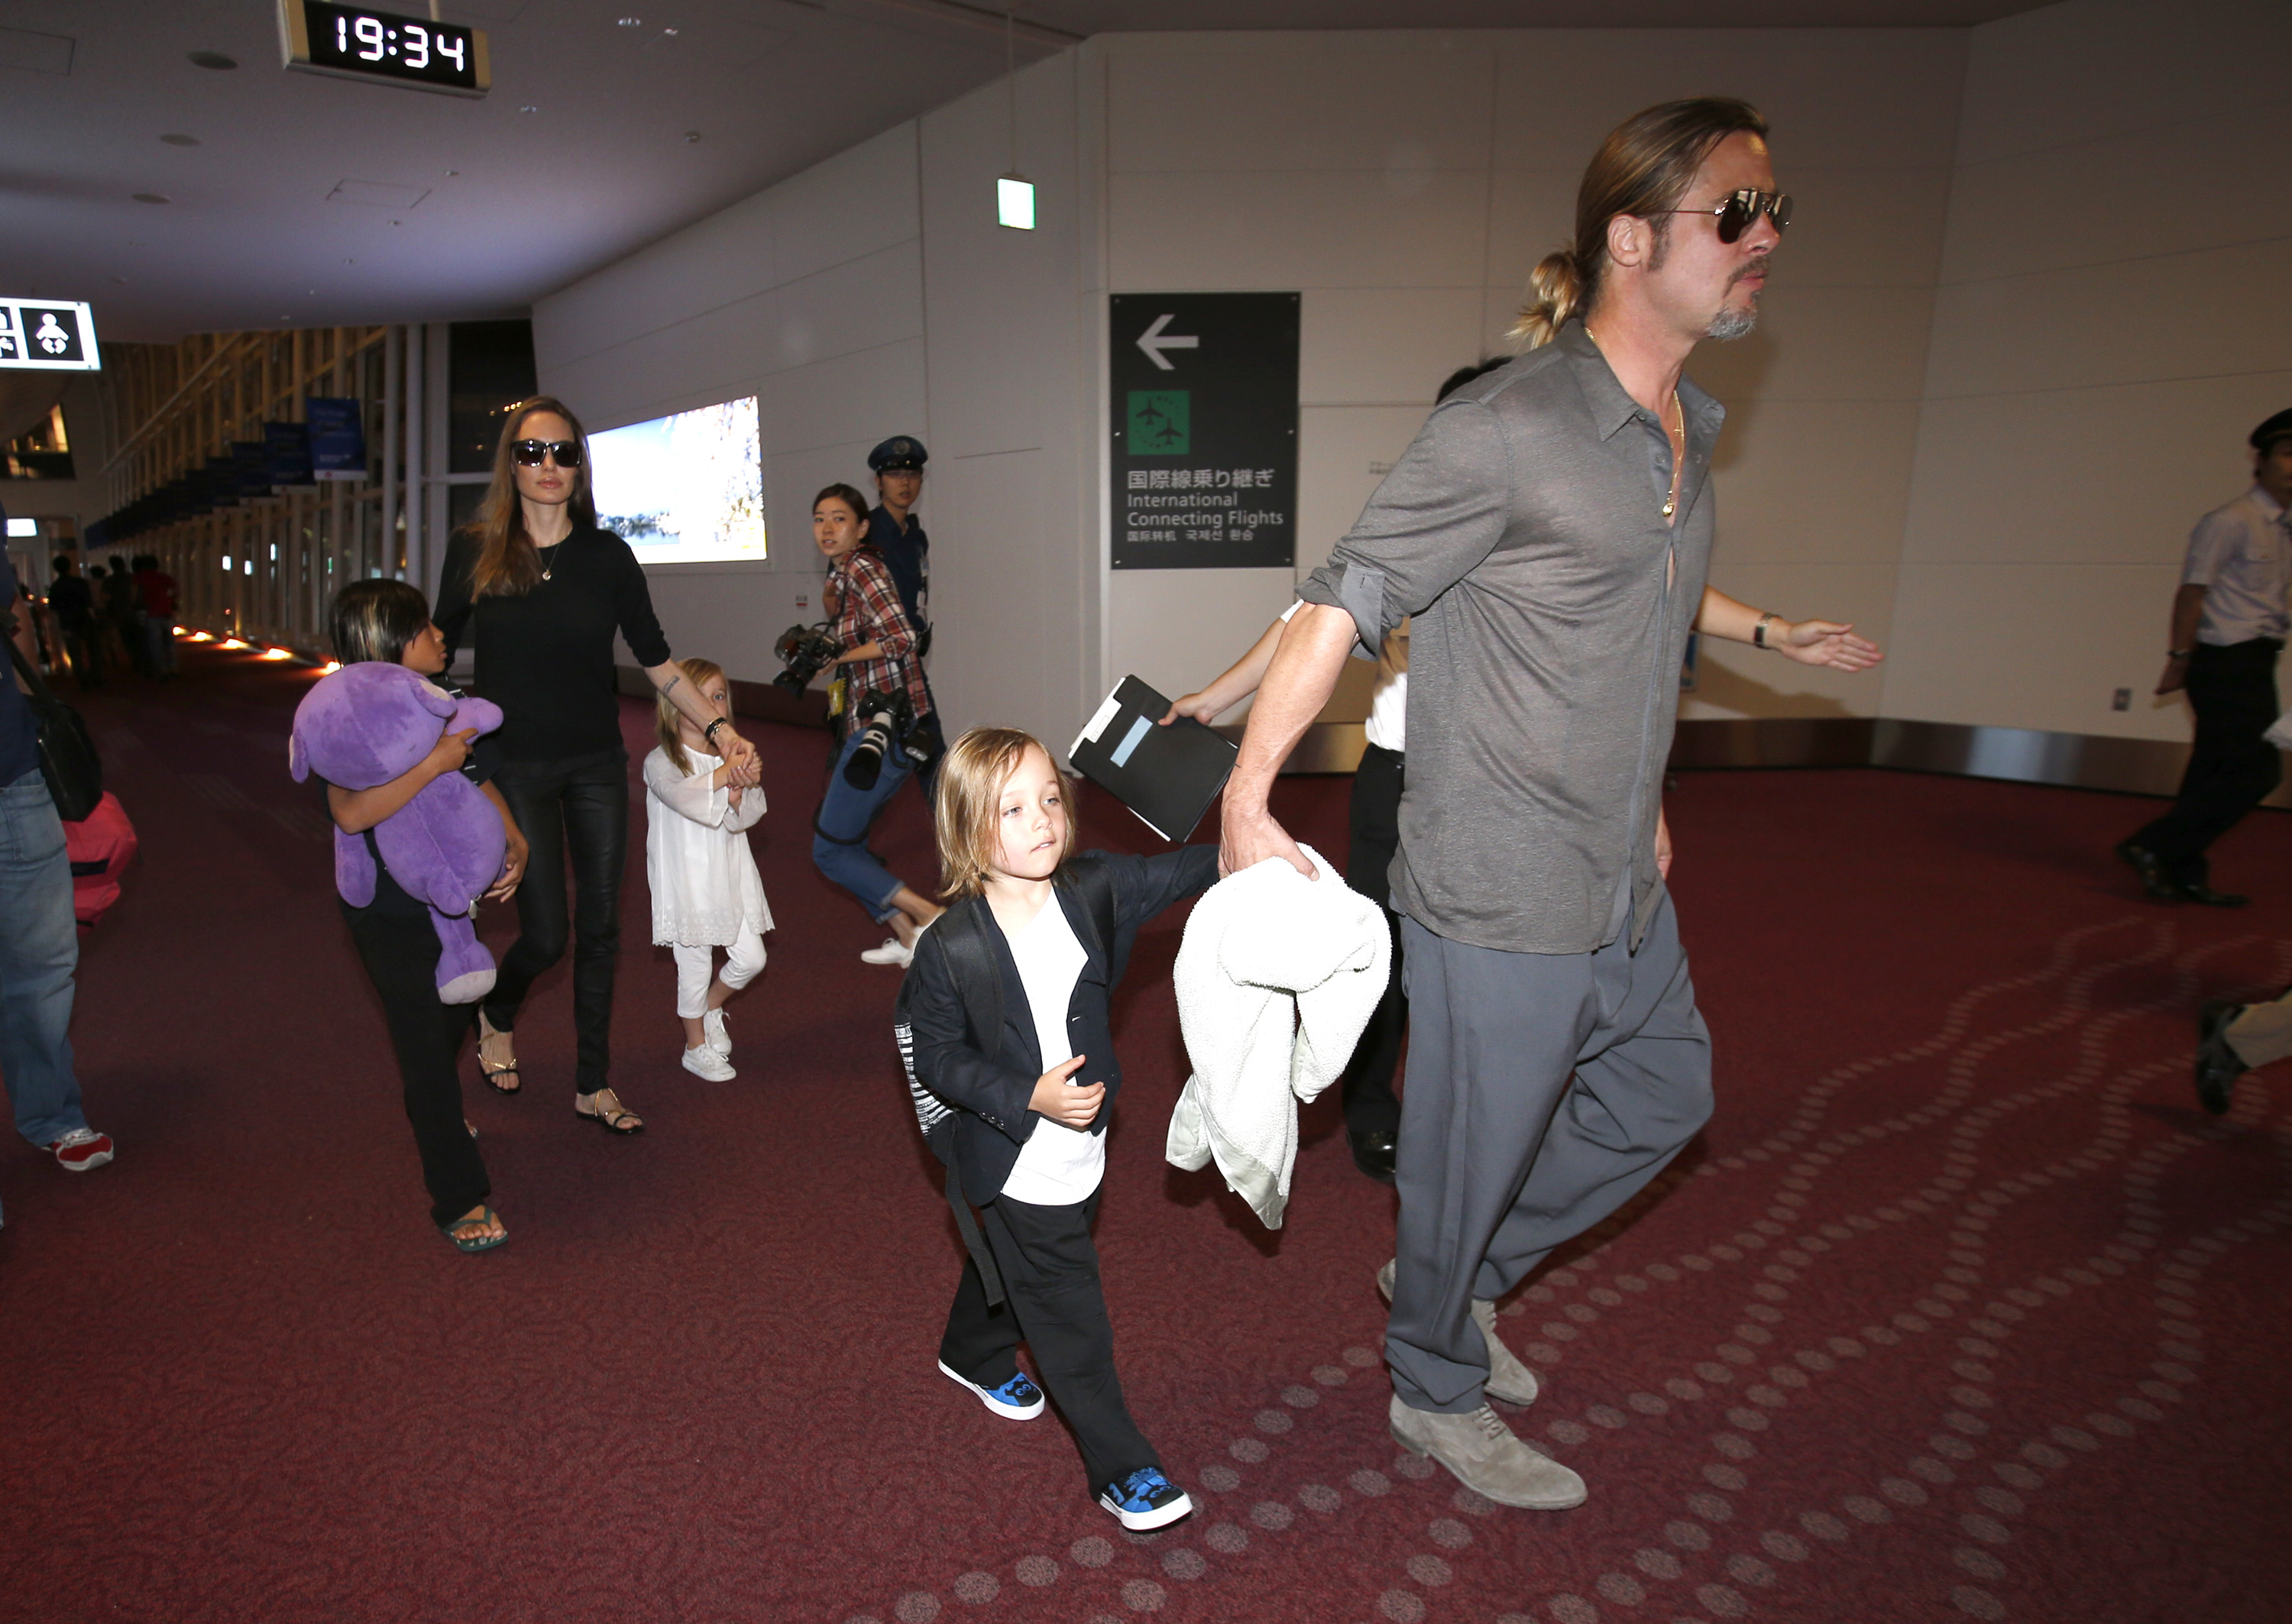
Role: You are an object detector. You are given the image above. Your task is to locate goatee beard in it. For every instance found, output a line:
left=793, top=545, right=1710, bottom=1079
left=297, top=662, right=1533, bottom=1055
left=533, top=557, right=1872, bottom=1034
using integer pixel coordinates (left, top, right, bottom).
left=1707, top=298, right=1759, bottom=341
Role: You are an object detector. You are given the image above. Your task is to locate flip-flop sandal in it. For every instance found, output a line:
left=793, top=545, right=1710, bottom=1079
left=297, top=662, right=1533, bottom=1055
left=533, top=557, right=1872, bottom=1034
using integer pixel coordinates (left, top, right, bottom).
left=440, top=1206, right=507, bottom=1253
left=575, top=1093, right=644, bottom=1135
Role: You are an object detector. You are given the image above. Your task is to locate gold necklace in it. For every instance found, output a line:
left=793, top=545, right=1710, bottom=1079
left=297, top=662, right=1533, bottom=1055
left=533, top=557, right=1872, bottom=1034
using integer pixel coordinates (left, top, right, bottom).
left=537, top=540, right=564, bottom=581
left=1662, top=390, right=1685, bottom=520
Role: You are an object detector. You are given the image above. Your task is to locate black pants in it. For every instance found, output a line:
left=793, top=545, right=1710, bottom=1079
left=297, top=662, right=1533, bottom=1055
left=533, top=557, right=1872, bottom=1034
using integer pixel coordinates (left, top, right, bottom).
left=1339, top=742, right=1406, bottom=1137
left=2135, top=639, right=2282, bottom=886
left=485, top=751, right=629, bottom=1093
left=938, top=1190, right=1161, bottom=1492
left=60, top=626, right=101, bottom=688
left=343, top=903, right=490, bottom=1228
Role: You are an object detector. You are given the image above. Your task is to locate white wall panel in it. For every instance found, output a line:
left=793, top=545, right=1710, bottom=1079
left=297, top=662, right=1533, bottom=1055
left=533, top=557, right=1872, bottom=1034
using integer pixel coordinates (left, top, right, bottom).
left=1924, top=238, right=2292, bottom=400
left=1703, top=397, right=1921, bottom=568
left=1296, top=405, right=1438, bottom=578
left=1300, top=290, right=1484, bottom=407
left=1491, top=31, right=1966, bottom=170
left=1109, top=170, right=1488, bottom=292
left=1953, top=0, right=2292, bottom=166
left=1109, top=38, right=1495, bottom=175
left=1902, top=373, right=2292, bottom=568
left=1883, top=561, right=2190, bottom=738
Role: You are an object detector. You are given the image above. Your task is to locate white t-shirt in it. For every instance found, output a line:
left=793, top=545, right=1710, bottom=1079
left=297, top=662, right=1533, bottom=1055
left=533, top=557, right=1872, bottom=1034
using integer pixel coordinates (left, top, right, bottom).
left=995, top=897, right=1106, bottom=1205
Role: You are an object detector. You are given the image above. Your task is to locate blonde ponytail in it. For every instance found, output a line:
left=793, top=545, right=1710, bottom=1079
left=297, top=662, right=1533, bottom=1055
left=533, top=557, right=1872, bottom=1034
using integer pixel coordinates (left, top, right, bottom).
left=1510, top=251, right=1586, bottom=349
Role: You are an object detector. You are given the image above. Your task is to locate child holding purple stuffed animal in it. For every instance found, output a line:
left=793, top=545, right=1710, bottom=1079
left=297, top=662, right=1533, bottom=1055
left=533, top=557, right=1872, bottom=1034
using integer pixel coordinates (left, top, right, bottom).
left=309, top=580, right=529, bottom=1253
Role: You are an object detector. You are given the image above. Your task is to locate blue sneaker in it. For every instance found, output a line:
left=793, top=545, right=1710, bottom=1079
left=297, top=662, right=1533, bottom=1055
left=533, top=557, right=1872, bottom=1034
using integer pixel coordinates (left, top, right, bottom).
left=937, top=1360, right=1046, bottom=1421
left=1096, top=1467, right=1193, bottom=1531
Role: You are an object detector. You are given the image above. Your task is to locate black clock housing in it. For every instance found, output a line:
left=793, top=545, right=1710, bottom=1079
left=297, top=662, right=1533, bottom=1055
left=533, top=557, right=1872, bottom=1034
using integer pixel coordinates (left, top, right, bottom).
left=278, top=0, right=490, bottom=97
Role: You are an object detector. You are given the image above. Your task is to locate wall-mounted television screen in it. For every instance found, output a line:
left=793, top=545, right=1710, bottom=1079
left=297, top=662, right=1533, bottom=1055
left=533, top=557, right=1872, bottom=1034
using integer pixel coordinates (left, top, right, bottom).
left=588, top=395, right=765, bottom=565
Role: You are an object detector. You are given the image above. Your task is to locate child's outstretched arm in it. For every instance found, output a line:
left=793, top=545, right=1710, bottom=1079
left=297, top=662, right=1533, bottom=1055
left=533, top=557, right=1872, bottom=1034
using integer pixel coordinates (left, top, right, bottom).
left=327, top=724, right=476, bottom=833
left=1109, top=844, right=1222, bottom=933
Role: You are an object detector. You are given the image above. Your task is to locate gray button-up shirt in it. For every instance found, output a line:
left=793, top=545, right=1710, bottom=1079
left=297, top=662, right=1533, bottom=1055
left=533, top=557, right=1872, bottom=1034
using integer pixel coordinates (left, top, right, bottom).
left=1295, top=319, right=1722, bottom=956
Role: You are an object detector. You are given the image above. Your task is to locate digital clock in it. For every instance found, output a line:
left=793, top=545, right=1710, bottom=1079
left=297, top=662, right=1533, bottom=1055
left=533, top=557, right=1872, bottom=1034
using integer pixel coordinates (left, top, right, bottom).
left=277, top=1, right=489, bottom=98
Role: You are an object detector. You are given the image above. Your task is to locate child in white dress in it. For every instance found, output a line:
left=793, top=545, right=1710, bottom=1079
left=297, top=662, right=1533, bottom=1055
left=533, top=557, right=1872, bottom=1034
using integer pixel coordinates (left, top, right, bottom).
left=643, top=657, right=772, bottom=1080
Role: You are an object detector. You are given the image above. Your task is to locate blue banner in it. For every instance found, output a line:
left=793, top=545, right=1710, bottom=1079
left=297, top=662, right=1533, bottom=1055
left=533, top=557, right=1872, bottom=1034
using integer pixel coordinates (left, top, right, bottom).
left=306, top=396, right=367, bottom=481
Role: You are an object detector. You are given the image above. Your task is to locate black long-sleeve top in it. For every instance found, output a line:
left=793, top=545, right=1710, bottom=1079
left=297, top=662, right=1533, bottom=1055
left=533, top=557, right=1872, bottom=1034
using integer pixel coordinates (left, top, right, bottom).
left=435, top=526, right=672, bottom=763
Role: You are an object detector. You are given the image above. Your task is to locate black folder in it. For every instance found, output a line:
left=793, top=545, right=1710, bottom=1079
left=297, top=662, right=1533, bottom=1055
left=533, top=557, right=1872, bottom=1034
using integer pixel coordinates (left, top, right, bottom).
left=1067, top=675, right=1238, bottom=843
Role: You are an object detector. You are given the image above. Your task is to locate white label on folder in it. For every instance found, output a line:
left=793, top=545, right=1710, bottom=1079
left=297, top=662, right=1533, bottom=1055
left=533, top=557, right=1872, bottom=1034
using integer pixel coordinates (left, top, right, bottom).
left=1109, top=714, right=1154, bottom=768
left=1073, top=691, right=1124, bottom=754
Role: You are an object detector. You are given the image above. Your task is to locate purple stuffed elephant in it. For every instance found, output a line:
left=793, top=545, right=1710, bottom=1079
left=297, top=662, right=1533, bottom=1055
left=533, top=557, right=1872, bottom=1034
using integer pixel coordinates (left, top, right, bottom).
left=290, top=663, right=509, bottom=1004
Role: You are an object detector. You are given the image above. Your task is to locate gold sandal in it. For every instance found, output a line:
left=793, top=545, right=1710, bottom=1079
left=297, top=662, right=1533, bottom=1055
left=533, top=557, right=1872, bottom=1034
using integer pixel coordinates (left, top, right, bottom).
left=575, top=1089, right=643, bottom=1135
left=477, top=1011, right=520, bottom=1095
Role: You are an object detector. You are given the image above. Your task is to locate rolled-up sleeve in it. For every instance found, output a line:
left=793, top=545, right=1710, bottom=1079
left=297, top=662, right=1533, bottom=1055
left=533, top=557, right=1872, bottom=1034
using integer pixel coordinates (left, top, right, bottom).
left=1297, top=399, right=1513, bottom=658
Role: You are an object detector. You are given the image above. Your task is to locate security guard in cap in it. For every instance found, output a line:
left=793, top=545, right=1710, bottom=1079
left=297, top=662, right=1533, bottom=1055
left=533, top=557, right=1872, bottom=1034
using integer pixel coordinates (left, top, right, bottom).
left=2119, top=408, right=2292, bottom=907
left=866, top=436, right=931, bottom=639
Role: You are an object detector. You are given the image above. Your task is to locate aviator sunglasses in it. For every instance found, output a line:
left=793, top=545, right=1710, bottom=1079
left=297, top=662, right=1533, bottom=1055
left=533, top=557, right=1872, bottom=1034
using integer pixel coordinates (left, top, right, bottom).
left=1664, top=188, right=1792, bottom=244
left=511, top=438, right=584, bottom=467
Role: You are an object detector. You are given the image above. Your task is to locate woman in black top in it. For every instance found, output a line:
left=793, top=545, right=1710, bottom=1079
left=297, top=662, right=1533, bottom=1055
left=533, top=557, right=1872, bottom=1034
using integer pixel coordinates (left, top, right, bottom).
left=436, top=396, right=759, bottom=1134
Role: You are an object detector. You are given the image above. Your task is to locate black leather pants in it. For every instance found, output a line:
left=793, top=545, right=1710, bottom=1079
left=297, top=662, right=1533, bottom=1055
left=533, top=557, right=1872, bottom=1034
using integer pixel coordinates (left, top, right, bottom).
left=484, top=751, right=629, bottom=1094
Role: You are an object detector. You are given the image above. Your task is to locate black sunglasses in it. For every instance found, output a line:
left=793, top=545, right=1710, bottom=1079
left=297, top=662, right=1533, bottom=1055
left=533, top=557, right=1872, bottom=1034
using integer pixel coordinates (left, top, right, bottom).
left=1664, top=189, right=1792, bottom=244
left=511, top=438, right=583, bottom=468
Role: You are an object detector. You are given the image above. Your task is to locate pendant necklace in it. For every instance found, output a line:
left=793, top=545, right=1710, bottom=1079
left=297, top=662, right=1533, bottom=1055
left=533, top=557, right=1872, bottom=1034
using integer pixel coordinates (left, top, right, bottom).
left=537, top=540, right=564, bottom=581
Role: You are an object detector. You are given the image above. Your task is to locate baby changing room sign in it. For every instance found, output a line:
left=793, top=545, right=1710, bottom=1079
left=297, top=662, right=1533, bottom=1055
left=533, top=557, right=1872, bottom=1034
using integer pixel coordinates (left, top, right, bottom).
left=1109, top=293, right=1297, bottom=571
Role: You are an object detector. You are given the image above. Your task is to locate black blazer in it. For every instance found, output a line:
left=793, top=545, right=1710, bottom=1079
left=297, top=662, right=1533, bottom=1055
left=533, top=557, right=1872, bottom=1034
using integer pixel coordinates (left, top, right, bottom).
left=905, top=846, right=1217, bottom=1202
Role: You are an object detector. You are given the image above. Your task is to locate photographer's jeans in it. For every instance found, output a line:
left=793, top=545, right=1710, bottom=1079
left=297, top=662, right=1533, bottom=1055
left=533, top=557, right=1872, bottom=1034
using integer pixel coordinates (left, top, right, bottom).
left=0, top=768, right=92, bottom=1151
left=812, top=726, right=915, bottom=924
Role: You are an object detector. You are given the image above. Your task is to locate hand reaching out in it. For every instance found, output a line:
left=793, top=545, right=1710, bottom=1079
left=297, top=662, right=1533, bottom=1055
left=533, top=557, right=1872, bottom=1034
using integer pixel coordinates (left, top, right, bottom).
left=1029, top=1056, right=1103, bottom=1128
left=1774, top=620, right=1883, bottom=673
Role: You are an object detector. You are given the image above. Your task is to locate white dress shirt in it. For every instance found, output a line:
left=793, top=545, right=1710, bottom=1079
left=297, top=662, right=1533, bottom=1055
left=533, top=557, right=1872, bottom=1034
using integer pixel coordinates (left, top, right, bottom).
left=2184, top=485, right=2290, bottom=645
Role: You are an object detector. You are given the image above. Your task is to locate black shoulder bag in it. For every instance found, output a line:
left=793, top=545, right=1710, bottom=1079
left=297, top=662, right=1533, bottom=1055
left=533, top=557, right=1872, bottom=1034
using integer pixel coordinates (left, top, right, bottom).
left=6, top=635, right=102, bottom=822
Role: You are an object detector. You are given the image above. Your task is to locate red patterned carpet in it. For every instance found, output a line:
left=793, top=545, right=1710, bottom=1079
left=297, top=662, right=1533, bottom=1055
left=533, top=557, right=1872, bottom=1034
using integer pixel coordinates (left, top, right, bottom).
left=4, top=644, right=2290, bottom=1624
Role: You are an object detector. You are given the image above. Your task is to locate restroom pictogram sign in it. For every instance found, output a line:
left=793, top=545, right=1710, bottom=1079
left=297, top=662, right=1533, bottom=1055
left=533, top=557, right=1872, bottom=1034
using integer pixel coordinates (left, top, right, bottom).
left=0, top=299, right=100, bottom=371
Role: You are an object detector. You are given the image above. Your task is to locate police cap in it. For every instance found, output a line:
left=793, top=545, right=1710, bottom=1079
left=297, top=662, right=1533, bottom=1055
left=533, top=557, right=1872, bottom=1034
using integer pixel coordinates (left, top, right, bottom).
left=867, top=435, right=928, bottom=473
left=2251, top=410, right=2292, bottom=455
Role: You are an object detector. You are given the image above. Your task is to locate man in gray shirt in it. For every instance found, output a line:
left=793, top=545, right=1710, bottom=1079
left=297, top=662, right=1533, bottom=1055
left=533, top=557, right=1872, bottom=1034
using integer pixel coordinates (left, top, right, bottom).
left=1223, top=98, right=1878, bottom=1509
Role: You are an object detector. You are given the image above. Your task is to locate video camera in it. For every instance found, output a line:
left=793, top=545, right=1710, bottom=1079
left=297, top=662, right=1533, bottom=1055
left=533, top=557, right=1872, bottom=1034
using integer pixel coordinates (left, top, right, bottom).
left=772, top=623, right=841, bottom=694
left=843, top=687, right=935, bottom=791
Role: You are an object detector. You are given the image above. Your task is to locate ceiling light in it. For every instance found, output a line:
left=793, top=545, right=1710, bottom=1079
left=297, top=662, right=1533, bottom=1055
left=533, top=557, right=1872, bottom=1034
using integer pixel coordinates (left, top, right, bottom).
left=662, top=26, right=678, bottom=35
left=132, top=192, right=170, bottom=204
left=618, top=15, right=642, bottom=25
left=160, top=133, right=200, bottom=147
left=997, top=173, right=1035, bottom=231
left=519, top=105, right=539, bottom=113
left=683, top=130, right=701, bottom=143
left=187, top=51, right=237, bottom=70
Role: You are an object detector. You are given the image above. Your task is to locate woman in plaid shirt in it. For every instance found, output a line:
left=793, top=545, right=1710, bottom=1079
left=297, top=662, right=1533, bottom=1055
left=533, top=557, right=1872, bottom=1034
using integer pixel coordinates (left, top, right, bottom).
left=811, top=483, right=945, bottom=967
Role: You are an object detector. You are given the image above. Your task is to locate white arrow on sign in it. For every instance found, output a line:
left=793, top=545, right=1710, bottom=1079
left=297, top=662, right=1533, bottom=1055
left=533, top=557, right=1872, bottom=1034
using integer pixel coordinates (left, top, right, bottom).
left=1135, top=312, right=1199, bottom=372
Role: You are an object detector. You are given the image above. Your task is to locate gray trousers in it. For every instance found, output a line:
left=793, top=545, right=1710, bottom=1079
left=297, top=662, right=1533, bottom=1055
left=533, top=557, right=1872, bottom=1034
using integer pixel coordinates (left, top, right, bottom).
left=1387, top=892, right=1713, bottom=1413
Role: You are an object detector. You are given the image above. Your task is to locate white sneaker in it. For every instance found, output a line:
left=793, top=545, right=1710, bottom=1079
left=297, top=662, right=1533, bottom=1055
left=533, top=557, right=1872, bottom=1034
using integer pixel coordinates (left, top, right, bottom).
left=681, top=1044, right=736, bottom=1081
left=702, top=1008, right=732, bottom=1056
left=860, top=936, right=914, bottom=967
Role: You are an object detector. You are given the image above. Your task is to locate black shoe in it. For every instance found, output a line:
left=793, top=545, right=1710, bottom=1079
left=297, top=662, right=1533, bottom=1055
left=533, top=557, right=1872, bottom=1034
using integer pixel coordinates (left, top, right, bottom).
left=2114, top=839, right=2182, bottom=901
left=2178, top=883, right=2249, bottom=907
left=1348, top=1127, right=1398, bottom=1184
left=2196, top=1000, right=2248, bottom=1115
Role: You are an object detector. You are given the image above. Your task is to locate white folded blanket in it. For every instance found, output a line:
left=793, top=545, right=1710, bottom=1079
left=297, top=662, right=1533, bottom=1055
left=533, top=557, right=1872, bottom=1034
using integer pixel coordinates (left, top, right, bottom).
left=1167, top=843, right=1390, bottom=1228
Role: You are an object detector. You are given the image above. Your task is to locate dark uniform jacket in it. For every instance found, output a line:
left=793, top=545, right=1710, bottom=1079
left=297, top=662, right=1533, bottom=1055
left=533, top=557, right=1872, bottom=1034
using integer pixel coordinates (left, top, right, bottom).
left=902, top=846, right=1216, bottom=1202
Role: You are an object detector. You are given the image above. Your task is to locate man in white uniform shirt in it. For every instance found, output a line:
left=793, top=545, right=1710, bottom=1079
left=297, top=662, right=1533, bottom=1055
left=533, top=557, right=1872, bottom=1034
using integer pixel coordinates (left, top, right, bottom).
left=2119, top=409, right=2292, bottom=907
